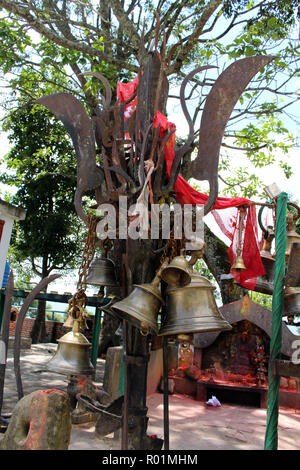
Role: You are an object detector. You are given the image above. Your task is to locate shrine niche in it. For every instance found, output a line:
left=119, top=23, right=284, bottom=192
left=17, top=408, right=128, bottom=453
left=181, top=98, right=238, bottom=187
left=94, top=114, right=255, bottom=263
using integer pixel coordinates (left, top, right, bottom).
left=168, top=296, right=300, bottom=409
left=200, top=319, right=270, bottom=387
left=194, top=296, right=299, bottom=358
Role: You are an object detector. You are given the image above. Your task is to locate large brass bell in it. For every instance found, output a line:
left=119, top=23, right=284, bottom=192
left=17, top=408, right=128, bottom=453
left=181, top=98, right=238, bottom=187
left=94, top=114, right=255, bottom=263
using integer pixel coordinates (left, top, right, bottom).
left=160, top=250, right=192, bottom=287
left=254, top=227, right=275, bottom=294
left=159, top=271, right=232, bottom=336
left=286, top=212, right=300, bottom=259
left=112, top=276, right=164, bottom=335
left=46, top=320, right=94, bottom=376
left=85, top=254, right=118, bottom=287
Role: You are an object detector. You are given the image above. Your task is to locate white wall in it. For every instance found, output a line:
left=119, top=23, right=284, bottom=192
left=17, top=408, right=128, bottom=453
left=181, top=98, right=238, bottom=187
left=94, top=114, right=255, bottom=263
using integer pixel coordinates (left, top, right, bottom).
left=0, top=215, right=14, bottom=287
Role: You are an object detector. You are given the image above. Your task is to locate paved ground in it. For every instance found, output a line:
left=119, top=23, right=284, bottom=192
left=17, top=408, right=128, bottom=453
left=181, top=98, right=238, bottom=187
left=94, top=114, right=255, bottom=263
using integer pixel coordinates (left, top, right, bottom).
left=2, top=344, right=300, bottom=450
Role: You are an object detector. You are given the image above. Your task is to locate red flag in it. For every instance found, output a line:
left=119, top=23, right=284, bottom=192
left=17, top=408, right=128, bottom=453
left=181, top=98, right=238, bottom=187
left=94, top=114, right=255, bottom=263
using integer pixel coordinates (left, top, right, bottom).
left=117, top=75, right=138, bottom=120
left=153, top=110, right=265, bottom=290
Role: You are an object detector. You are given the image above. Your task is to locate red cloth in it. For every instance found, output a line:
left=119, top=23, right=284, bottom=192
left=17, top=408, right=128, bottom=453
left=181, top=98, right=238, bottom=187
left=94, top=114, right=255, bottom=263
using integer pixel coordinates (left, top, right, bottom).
left=117, top=75, right=138, bottom=120
left=153, top=110, right=265, bottom=289
left=117, top=81, right=265, bottom=289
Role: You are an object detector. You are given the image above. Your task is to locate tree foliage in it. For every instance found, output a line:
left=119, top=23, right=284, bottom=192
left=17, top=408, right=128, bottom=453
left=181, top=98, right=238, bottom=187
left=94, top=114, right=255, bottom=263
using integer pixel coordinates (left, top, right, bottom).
left=0, top=0, right=299, bottom=445
left=2, top=101, right=83, bottom=278
left=0, top=0, right=299, bottom=321
left=0, top=0, right=298, bottom=200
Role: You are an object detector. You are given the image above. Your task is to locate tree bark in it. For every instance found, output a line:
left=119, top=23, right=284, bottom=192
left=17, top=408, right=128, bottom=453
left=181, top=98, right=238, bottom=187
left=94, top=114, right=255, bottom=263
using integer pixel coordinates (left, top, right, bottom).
left=30, top=257, right=49, bottom=344
left=204, top=224, right=247, bottom=304
left=118, top=237, right=161, bottom=450
left=98, top=313, right=121, bottom=356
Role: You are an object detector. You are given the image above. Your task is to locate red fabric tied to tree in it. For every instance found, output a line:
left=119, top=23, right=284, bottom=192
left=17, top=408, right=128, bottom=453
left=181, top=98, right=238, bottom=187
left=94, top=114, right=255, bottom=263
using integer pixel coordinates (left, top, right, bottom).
left=153, top=110, right=265, bottom=290
left=117, top=77, right=265, bottom=290
left=117, top=75, right=138, bottom=120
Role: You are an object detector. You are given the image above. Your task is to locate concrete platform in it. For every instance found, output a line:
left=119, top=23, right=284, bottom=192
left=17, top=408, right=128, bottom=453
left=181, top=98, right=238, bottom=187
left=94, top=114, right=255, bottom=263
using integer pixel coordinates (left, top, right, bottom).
left=2, top=344, right=300, bottom=450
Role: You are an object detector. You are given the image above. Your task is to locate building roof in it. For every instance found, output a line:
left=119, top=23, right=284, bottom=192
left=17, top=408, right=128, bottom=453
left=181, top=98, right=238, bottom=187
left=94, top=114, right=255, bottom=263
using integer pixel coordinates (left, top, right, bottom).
left=0, top=198, right=26, bottom=221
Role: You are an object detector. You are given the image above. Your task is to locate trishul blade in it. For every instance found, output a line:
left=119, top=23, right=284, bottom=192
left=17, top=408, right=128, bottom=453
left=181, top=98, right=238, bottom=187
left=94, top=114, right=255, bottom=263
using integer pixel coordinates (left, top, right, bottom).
left=191, top=55, right=276, bottom=215
left=37, top=93, right=104, bottom=223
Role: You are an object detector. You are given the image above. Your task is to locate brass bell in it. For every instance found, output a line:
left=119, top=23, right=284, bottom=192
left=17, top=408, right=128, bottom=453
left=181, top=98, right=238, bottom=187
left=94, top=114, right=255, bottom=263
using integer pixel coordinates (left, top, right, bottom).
left=286, top=213, right=300, bottom=259
left=160, top=250, right=192, bottom=287
left=46, top=320, right=94, bottom=376
left=260, top=226, right=275, bottom=261
left=112, top=276, right=164, bottom=335
left=231, top=206, right=247, bottom=272
left=260, top=228, right=275, bottom=282
left=159, top=271, right=232, bottom=336
left=231, top=255, right=247, bottom=272
left=63, top=313, right=74, bottom=329
left=254, top=255, right=275, bottom=295
left=85, top=254, right=118, bottom=287
left=284, top=287, right=300, bottom=316
left=253, top=227, right=276, bottom=294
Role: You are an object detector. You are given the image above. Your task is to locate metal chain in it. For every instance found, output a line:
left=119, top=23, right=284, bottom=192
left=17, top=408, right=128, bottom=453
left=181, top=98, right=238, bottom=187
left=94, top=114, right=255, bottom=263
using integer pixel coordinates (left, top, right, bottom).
left=77, top=214, right=98, bottom=291
left=160, top=233, right=183, bottom=266
left=66, top=214, right=98, bottom=323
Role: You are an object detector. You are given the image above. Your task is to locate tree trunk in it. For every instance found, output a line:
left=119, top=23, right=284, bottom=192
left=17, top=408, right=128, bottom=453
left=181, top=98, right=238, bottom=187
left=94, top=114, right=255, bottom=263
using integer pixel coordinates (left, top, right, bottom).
left=204, top=224, right=247, bottom=304
left=114, top=236, right=161, bottom=450
left=30, top=257, right=49, bottom=344
left=30, top=299, right=47, bottom=344
left=98, top=313, right=121, bottom=356
left=111, top=226, right=246, bottom=449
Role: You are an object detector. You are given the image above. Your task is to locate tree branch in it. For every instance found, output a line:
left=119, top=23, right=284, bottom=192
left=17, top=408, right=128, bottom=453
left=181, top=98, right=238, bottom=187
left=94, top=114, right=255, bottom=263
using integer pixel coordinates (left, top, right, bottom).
left=0, top=0, right=138, bottom=72
left=171, top=0, right=223, bottom=74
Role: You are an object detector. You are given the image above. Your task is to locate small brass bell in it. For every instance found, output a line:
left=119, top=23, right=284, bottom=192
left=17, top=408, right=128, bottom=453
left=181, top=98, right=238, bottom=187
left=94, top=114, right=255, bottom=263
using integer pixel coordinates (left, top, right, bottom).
left=160, top=250, right=192, bottom=287
left=253, top=227, right=275, bottom=294
left=231, top=255, right=247, bottom=272
left=254, top=257, right=275, bottom=295
left=86, top=254, right=118, bottom=287
left=286, top=213, right=300, bottom=259
left=284, top=287, right=300, bottom=316
left=112, top=276, right=164, bottom=335
left=260, top=227, right=275, bottom=281
left=46, top=320, right=94, bottom=376
left=231, top=206, right=247, bottom=272
left=260, top=226, right=275, bottom=260
left=63, top=313, right=74, bottom=329
left=159, top=271, right=232, bottom=336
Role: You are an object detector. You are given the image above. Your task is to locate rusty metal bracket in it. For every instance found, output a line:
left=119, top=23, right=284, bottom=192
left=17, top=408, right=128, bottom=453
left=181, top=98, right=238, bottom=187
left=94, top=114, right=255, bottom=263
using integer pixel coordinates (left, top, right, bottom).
left=14, top=274, right=61, bottom=400
left=191, top=55, right=276, bottom=215
left=37, top=93, right=104, bottom=224
left=77, top=394, right=124, bottom=438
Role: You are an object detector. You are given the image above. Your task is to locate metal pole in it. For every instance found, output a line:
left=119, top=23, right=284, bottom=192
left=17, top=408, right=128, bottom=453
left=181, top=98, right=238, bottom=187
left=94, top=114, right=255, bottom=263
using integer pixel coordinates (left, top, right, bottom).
left=163, top=335, right=170, bottom=450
